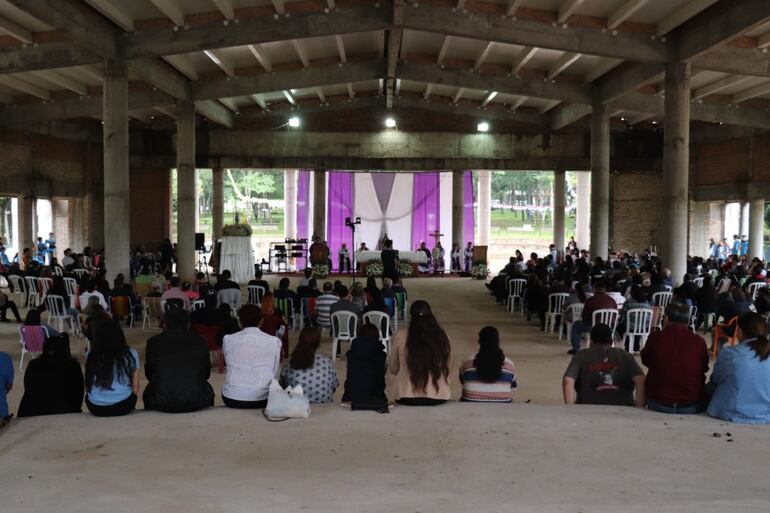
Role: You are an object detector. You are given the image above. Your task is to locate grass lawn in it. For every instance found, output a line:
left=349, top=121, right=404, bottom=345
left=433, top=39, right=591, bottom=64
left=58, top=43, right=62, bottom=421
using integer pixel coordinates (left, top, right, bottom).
left=490, top=208, right=577, bottom=240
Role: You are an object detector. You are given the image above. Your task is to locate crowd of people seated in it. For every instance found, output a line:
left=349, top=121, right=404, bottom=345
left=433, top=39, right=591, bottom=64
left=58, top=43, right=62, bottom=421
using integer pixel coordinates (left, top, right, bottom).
left=487, top=242, right=770, bottom=423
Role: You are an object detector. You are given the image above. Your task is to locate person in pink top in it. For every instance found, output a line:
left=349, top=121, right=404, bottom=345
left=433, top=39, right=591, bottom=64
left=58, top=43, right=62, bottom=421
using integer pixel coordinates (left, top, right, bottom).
left=161, top=276, right=192, bottom=311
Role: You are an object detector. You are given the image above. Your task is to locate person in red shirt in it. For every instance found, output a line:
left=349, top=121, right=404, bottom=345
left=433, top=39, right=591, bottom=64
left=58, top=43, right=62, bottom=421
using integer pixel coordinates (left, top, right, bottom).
left=641, top=302, right=709, bottom=414
left=569, top=280, right=617, bottom=355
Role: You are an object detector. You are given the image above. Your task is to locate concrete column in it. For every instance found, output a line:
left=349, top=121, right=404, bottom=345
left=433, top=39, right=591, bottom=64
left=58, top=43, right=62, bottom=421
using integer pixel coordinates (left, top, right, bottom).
left=750, top=199, right=765, bottom=260
left=284, top=169, right=298, bottom=239
left=451, top=170, right=465, bottom=247
left=691, top=201, right=708, bottom=258
left=477, top=170, right=491, bottom=246
left=553, top=169, right=566, bottom=252
left=102, top=54, right=130, bottom=282
left=661, top=60, right=691, bottom=286
left=576, top=171, right=590, bottom=250
left=590, top=101, right=610, bottom=259
left=741, top=202, right=750, bottom=237
left=17, top=196, right=35, bottom=254
left=176, top=99, right=197, bottom=280
left=51, top=199, right=69, bottom=262
left=212, top=167, right=224, bottom=241
left=312, top=169, right=327, bottom=240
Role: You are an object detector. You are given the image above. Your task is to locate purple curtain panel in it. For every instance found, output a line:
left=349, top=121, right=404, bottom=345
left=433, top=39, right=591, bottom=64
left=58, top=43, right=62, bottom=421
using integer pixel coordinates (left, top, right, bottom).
left=464, top=170, right=475, bottom=245
left=296, top=170, right=310, bottom=241
left=411, top=172, right=441, bottom=251
left=326, top=171, right=354, bottom=271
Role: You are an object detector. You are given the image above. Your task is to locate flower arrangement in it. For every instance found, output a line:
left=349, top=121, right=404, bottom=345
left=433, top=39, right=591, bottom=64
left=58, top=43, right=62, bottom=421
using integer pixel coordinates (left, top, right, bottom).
left=312, top=264, right=329, bottom=279
left=366, top=262, right=384, bottom=277
left=222, top=223, right=252, bottom=237
left=399, top=262, right=413, bottom=277
left=471, top=264, right=490, bottom=280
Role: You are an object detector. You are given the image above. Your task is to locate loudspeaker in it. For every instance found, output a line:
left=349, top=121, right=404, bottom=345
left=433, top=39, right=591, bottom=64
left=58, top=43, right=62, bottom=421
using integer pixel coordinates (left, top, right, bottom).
left=195, top=233, right=206, bottom=252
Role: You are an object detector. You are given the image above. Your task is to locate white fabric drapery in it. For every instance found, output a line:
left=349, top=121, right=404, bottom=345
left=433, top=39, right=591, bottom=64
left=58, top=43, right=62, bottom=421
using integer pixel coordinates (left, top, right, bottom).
left=219, top=237, right=254, bottom=284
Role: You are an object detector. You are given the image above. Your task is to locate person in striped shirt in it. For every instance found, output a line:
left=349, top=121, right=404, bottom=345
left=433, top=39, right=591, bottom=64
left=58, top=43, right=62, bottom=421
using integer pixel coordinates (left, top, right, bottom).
left=314, top=282, right=339, bottom=329
left=459, top=326, right=517, bottom=403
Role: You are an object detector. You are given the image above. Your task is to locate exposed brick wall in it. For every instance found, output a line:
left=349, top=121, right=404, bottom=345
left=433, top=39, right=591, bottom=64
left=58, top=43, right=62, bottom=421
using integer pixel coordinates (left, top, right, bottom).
left=692, top=138, right=750, bottom=186
left=129, top=168, right=170, bottom=248
left=610, top=171, right=664, bottom=253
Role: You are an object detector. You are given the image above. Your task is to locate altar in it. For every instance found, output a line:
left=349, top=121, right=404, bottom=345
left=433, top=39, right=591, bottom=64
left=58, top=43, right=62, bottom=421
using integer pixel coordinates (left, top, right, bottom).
left=356, top=250, right=426, bottom=277
left=219, top=236, right=254, bottom=283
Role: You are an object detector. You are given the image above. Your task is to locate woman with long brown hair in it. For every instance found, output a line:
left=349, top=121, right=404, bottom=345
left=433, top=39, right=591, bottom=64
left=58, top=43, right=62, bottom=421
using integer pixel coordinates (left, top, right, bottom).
left=388, top=300, right=451, bottom=405
left=281, top=327, right=337, bottom=403
left=708, top=311, right=770, bottom=424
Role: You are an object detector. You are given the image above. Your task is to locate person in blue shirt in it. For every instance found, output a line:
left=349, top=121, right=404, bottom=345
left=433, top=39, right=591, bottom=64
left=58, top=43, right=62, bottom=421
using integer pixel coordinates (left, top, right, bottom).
left=731, top=235, right=741, bottom=256
left=84, top=319, right=140, bottom=417
left=740, top=235, right=749, bottom=257
left=0, top=245, right=10, bottom=267
left=708, top=312, right=770, bottom=424
left=0, top=351, right=13, bottom=425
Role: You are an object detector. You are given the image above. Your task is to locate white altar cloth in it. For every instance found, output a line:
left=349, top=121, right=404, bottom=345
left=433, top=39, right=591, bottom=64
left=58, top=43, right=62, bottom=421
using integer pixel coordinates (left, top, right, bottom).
left=356, top=250, right=427, bottom=264
left=220, top=237, right=254, bottom=283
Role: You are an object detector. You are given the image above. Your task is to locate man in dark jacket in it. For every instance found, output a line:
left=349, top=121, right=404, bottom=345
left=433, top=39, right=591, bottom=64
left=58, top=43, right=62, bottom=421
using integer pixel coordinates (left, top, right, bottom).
left=143, top=309, right=214, bottom=413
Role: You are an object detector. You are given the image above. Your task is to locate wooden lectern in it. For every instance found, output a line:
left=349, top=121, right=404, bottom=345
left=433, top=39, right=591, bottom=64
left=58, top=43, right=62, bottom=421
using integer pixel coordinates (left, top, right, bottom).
left=473, top=245, right=488, bottom=265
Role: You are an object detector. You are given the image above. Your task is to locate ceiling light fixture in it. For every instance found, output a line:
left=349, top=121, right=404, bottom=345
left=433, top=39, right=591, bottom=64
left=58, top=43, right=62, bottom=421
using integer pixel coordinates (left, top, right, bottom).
left=477, top=121, right=490, bottom=132
left=288, top=116, right=301, bottom=128
left=385, top=117, right=397, bottom=128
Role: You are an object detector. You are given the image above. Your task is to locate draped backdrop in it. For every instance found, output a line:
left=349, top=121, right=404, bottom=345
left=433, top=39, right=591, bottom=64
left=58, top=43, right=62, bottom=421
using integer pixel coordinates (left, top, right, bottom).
left=316, top=171, right=475, bottom=271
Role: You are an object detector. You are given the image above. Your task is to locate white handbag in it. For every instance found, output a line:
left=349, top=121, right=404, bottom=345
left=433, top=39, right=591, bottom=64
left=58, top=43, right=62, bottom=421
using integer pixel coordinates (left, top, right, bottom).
left=264, top=379, right=311, bottom=421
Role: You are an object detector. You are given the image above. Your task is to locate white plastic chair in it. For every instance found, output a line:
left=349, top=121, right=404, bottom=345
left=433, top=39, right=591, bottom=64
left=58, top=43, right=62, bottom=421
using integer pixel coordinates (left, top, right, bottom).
left=38, top=277, right=53, bottom=297
left=717, top=278, right=731, bottom=294
left=51, top=266, right=63, bottom=277
left=507, top=278, right=526, bottom=314
left=44, top=294, right=76, bottom=334
left=622, top=309, right=653, bottom=352
left=652, top=291, right=673, bottom=309
left=587, top=309, right=620, bottom=348
left=689, top=305, right=699, bottom=332
left=545, top=293, right=569, bottom=334
left=8, top=275, right=25, bottom=306
left=362, top=311, right=391, bottom=355
left=217, top=288, right=242, bottom=313
left=72, top=269, right=89, bottom=279
left=142, top=297, right=163, bottom=330
left=330, top=311, right=358, bottom=359
left=560, top=303, right=584, bottom=343
left=192, top=299, right=205, bottom=310
left=63, top=277, right=79, bottom=309
left=748, top=282, right=767, bottom=300
left=24, top=276, right=40, bottom=307
left=247, top=285, right=266, bottom=306
left=693, top=277, right=704, bottom=288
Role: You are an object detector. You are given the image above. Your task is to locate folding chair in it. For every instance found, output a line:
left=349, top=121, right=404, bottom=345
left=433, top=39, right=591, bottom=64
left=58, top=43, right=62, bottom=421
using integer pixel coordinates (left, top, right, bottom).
left=247, top=285, right=266, bottom=306
left=560, top=303, right=584, bottom=343
left=362, top=311, right=391, bottom=355
left=330, top=311, right=358, bottom=359
left=711, top=316, right=739, bottom=359
left=275, top=297, right=297, bottom=330
left=507, top=278, right=526, bottom=314
left=45, top=294, right=77, bottom=334
left=19, top=325, right=49, bottom=371
left=622, top=309, right=653, bottom=353
left=545, top=293, right=569, bottom=334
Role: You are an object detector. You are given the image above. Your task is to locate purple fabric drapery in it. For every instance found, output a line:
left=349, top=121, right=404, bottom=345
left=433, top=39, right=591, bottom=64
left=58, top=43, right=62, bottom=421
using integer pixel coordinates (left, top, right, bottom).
left=411, top=172, right=441, bottom=251
left=296, top=170, right=310, bottom=241
left=327, top=171, right=354, bottom=271
left=464, top=170, right=475, bottom=244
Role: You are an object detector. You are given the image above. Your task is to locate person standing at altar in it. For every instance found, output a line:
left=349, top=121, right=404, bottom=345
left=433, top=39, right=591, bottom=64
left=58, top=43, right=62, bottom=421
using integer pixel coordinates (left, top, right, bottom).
left=417, top=241, right=431, bottom=274
left=433, top=242, right=446, bottom=273
left=309, top=235, right=330, bottom=268
left=338, top=243, right=351, bottom=274
left=381, top=239, right=400, bottom=283
left=450, top=243, right=462, bottom=272
left=464, top=242, right=474, bottom=273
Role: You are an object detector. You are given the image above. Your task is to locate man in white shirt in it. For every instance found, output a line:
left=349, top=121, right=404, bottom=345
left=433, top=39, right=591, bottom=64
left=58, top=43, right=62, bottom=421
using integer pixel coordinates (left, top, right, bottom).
left=79, top=282, right=109, bottom=311
left=61, top=248, right=75, bottom=268
left=222, top=305, right=282, bottom=409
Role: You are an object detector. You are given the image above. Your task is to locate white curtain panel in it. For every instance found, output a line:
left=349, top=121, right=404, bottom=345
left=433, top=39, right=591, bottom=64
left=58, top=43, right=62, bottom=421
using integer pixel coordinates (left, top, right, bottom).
left=353, top=173, right=385, bottom=250
left=307, top=170, right=315, bottom=240
left=439, top=172, right=453, bottom=270
left=385, top=173, right=414, bottom=251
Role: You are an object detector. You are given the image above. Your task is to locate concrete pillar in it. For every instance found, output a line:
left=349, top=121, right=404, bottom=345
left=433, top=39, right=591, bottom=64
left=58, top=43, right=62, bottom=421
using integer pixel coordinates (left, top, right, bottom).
left=451, top=170, right=465, bottom=247
left=477, top=170, right=491, bottom=246
left=176, top=99, right=197, bottom=280
left=691, top=201, right=708, bottom=258
left=741, top=202, right=750, bottom=237
left=102, top=54, right=130, bottom=282
left=212, top=167, right=224, bottom=241
left=750, top=199, right=765, bottom=260
left=312, top=169, right=326, bottom=240
left=553, top=169, right=566, bottom=251
left=17, top=196, right=35, bottom=254
left=51, top=199, right=69, bottom=262
left=590, top=101, right=610, bottom=259
left=576, top=171, right=590, bottom=250
left=284, top=169, right=298, bottom=239
left=661, top=60, right=691, bottom=286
